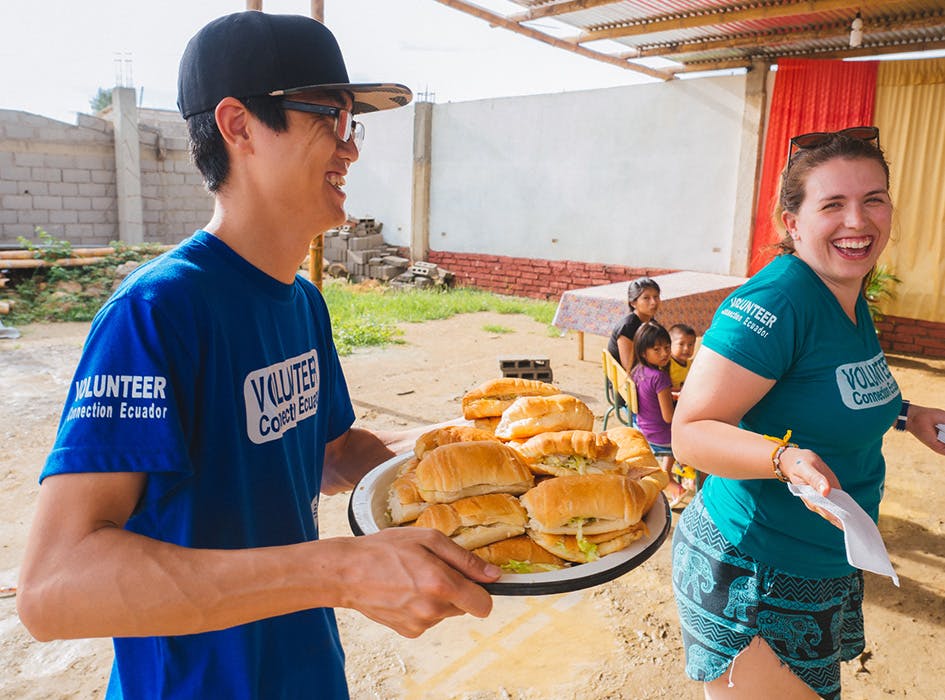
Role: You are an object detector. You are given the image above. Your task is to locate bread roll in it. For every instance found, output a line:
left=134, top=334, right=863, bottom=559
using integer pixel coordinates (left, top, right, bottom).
left=414, top=425, right=499, bottom=459
left=604, top=427, right=660, bottom=475
left=387, top=471, right=428, bottom=525
left=473, top=417, right=501, bottom=434
left=528, top=523, right=648, bottom=563
left=396, top=456, right=419, bottom=477
left=519, top=473, right=652, bottom=534
left=495, top=394, right=594, bottom=440
left=462, top=377, right=560, bottom=419
left=517, top=430, right=621, bottom=477
left=415, top=440, right=534, bottom=503
left=472, top=535, right=568, bottom=572
left=414, top=493, right=527, bottom=549
left=636, top=472, right=669, bottom=514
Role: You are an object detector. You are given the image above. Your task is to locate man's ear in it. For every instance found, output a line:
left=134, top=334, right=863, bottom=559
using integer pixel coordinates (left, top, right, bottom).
left=214, top=97, right=253, bottom=152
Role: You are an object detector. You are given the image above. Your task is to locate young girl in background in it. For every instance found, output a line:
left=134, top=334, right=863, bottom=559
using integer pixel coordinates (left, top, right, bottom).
left=631, top=322, right=688, bottom=506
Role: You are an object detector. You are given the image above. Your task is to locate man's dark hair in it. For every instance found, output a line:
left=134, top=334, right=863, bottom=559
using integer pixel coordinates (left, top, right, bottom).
left=187, top=96, right=288, bottom=193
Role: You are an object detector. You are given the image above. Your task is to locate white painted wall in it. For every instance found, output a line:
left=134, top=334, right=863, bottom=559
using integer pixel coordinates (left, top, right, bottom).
left=345, top=75, right=749, bottom=273
left=344, top=105, right=414, bottom=246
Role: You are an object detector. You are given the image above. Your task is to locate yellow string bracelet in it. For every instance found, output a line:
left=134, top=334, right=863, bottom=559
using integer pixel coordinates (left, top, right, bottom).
left=762, top=429, right=798, bottom=483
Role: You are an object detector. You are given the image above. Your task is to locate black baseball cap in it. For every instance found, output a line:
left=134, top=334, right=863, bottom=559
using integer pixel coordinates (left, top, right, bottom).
left=177, top=11, right=412, bottom=118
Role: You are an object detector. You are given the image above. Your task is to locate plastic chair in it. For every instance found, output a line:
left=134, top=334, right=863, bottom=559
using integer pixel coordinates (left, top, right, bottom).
left=601, top=350, right=637, bottom=430
left=602, top=350, right=701, bottom=492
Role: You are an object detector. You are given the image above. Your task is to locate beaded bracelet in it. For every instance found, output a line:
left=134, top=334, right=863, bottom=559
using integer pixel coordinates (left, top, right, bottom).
left=762, top=429, right=798, bottom=483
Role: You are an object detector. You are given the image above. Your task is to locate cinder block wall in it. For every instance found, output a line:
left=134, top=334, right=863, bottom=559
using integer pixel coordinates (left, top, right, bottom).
left=0, top=108, right=212, bottom=247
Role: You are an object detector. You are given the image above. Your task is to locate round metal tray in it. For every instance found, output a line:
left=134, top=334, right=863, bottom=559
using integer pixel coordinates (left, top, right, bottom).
left=347, top=453, right=671, bottom=596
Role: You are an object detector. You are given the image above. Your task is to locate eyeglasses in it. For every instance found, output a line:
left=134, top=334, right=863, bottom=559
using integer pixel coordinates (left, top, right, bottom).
left=281, top=100, right=364, bottom=150
left=786, top=126, right=880, bottom=165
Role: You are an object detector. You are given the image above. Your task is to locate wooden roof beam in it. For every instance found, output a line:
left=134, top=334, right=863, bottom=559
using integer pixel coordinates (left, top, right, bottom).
left=630, top=22, right=850, bottom=58
left=431, top=0, right=674, bottom=80
left=508, top=0, right=623, bottom=23
left=666, top=58, right=754, bottom=74
left=566, top=0, right=902, bottom=44
left=631, top=9, right=945, bottom=58
left=666, top=35, right=945, bottom=73
left=783, top=36, right=945, bottom=60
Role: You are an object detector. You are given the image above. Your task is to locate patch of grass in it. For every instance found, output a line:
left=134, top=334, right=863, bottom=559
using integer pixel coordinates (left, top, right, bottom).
left=3, top=240, right=561, bottom=356
left=332, top=317, right=403, bottom=356
left=322, top=280, right=558, bottom=354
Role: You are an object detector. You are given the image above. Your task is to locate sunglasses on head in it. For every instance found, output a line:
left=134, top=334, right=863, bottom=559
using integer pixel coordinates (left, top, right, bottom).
left=786, top=126, right=880, bottom=166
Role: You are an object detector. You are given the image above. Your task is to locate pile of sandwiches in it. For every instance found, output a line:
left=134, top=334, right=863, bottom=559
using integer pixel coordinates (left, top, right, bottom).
left=386, top=378, right=669, bottom=574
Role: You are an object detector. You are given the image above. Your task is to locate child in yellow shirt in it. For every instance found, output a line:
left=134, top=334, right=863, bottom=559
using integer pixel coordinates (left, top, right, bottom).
left=668, top=324, right=696, bottom=390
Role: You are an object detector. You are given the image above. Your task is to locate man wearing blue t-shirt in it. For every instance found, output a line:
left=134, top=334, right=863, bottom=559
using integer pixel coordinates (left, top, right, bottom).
left=17, top=12, right=499, bottom=699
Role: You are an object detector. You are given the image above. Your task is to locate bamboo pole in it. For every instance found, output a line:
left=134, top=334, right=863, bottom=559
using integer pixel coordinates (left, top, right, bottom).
left=0, top=247, right=116, bottom=260
left=0, top=257, right=112, bottom=269
left=0, top=244, right=173, bottom=269
left=309, top=233, right=324, bottom=290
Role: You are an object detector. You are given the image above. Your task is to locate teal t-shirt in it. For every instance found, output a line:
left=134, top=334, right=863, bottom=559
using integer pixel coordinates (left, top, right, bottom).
left=700, top=254, right=901, bottom=578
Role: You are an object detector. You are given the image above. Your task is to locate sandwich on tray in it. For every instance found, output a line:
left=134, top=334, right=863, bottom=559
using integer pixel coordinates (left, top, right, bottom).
left=413, top=493, right=527, bottom=549
left=495, top=394, right=594, bottom=441
left=414, top=424, right=499, bottom=459
left=520, top=473, right=663, bottom=563
left=414, top=440, right=534, bottom=503
left=461, top=377, right=561, bottom=421
left=516, top=430, right=623, bottom=477
left=472, top=535, right=569, bottom=573
left=604, top=426, right=662, bottom=477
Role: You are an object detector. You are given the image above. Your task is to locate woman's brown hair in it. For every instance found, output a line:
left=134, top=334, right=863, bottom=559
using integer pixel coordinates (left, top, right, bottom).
left=772, top=132, right=891, bottom=256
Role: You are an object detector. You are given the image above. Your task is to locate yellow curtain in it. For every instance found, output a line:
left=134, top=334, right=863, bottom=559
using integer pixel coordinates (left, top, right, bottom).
left=874, top=58, right=945, bottom=323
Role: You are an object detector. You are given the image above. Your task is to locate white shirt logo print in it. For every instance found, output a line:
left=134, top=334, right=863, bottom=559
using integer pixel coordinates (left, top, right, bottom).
left=835, top=351, right=898, bottom=410
left=243, top=350, right=321, bottom=444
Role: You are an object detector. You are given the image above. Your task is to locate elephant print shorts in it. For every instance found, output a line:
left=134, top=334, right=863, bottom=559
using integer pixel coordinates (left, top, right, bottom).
left=671, top=492, right=864, bottom=700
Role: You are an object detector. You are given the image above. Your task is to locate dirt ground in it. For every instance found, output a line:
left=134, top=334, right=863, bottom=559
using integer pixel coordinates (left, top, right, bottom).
left=1, top=315, right=944, bottom=699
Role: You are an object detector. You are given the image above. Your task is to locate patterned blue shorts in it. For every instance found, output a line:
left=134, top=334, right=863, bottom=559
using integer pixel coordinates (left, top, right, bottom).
left=671, top=492, right=865, bottom=700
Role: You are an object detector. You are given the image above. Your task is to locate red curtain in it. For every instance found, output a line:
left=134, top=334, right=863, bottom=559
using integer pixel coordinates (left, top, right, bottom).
left=748, top=59, right=879, bottom=274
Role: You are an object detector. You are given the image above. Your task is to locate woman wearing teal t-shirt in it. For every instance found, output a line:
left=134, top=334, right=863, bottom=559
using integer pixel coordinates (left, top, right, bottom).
left=670, top=129, right=945, bottom=700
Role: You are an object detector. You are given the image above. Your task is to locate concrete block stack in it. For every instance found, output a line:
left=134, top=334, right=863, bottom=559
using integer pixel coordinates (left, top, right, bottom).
left=389, top=260, right=455, bottom=290
left=323, top=217, right=407, bottom=282
left=322, top=218, right=454, bottom=288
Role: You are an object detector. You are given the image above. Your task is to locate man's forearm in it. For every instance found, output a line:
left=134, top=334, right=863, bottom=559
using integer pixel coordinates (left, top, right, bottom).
left=18, top=524, right=353, bottom=641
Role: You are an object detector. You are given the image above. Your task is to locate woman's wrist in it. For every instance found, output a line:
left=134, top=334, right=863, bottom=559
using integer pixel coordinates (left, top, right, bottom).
left=762, top=429, right=798, bottom=482
left=894, top=399, right=910, bottom=431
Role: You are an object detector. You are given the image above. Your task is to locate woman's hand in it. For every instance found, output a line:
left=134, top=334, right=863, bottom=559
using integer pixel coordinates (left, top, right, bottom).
left=906, top=404, right=945, bottom=457
left=780, top=447, right=844, bottom=529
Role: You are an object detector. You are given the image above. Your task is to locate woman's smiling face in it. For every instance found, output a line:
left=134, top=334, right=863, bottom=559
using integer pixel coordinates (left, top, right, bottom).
left=782, top=156, right=892, bottom=291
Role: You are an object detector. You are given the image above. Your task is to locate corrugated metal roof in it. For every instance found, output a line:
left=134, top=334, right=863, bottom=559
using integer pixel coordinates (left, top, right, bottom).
left=436, top=0, right=945, bottom=78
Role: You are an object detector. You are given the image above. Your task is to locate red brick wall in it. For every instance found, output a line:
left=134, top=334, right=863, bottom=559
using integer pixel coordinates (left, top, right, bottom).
left=427, top=250, right=674, bottom=301
left=874, top=314, right=945, bottom=359
left=404, top=249, right=945, bottom=359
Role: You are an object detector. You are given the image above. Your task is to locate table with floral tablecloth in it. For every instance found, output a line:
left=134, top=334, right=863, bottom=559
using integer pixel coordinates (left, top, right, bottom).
left=552, top=271, right=747, bottom=359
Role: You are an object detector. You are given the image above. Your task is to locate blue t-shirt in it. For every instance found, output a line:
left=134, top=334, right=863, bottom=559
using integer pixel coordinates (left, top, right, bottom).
left=42, top=231, right=356, bottom=699
left=631, top=364, right=672, bottom=446
left=699, top=254, right=900, bottom=578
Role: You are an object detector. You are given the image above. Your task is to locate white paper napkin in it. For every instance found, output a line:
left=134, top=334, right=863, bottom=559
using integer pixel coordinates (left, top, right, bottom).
left=788, top=483, right=899, bottom=586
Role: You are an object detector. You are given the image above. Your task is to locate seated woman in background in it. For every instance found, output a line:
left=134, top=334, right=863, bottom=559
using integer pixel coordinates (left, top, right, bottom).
left=630, top=321, right=689, bottom=506
left=608, top=277, right=661, bottom=373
